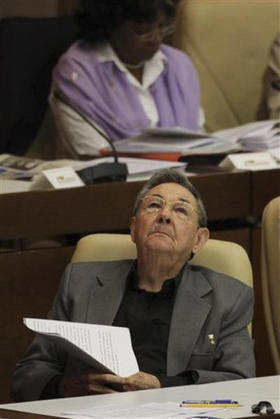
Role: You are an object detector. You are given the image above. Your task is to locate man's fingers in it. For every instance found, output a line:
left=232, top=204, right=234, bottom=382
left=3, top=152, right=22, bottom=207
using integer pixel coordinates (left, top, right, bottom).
left=122, top=372, right=160, bottom=391
left=87, top=373, right=125, bottom=393
left=60, top=372, right=125, bottom=396
left=87, top=382, right=117, bottom=394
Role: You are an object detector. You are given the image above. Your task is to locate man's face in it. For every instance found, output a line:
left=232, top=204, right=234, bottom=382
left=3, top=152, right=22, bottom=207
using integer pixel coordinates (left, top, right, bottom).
left=130, top=183, right=209, bottom=262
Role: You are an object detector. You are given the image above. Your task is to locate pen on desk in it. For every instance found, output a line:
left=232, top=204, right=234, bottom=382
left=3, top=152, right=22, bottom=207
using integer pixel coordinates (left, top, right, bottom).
left=180, top=403, right=241, bottom=408
left=182, top=399, right=238, bottom=404
left=190, top=417, right=222, bottom=419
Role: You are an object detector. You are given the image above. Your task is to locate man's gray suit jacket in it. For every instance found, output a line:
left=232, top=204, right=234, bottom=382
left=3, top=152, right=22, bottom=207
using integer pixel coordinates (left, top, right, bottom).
left=12, top=260, right=255, bottom=401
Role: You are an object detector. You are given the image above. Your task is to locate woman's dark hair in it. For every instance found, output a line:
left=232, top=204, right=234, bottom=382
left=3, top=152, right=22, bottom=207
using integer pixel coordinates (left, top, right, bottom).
left=76, top=0, right=178, bottom=43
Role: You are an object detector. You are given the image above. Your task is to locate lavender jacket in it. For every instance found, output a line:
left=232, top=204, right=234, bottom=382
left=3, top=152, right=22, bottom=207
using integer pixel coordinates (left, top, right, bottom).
left=52, top=41, right=200, bottom=141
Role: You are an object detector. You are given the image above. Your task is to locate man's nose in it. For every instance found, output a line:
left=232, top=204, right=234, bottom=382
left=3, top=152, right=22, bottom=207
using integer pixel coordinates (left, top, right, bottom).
left=157, top=206, right=172, bottom=223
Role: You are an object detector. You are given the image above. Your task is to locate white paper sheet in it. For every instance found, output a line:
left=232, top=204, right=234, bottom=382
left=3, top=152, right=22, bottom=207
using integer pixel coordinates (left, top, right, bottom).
left=111, top=135, right=218, bottom=153
left=214, top=119, right=280, bottom=150
left=62, top=401, right=225, bottom=419
left=0, top=179, right=31, bottom=193
left=24, top=318, right=139, bottom=376
left=72, top=156, right=186, bottom=176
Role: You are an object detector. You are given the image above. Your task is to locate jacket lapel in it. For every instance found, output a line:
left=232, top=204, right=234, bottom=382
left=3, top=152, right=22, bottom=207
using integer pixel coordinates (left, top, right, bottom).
left=86, top=260, right=133, bottom=325
left=167, top=265, right=212, bottom=376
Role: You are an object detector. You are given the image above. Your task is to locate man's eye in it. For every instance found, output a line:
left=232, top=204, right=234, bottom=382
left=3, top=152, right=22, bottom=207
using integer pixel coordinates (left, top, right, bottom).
left=147, top=201, right=162, bottom=209
left=175, top=206, right=188, bottom=215
left=148, top=201, right=161, bottom=208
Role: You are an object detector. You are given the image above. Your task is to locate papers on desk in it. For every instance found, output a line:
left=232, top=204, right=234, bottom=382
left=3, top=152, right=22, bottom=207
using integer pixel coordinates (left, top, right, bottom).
left=24, top=318, right=139, bottom=376
left=0, top=154, right=186, bottom=190
left=103, top=128, right=227, bottom=155
left=1, top=120, right=278, bottom=190
left=62, top=401, right=226, bottom=419
left=72, top=157, right=186, bottom=182
left=214, top=119, right=280, bottom=150
left=269, top=147, right=280, bottom=162
left=100, top=121, right=280, bottom=157
left=31, top=157, right=186, bottom=189
left=143, top=127, right=213, bottom=138
left=0, top=179, right=31, bottom=194
left=0, top=154, right=79, bottom=179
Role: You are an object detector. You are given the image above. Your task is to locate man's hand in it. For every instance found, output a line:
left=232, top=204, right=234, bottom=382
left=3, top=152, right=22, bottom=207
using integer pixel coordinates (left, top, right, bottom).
left=122, top=371, right=161, bottom=391
left=59, top=371, right=126, bottom=397
left=59, top=371, right=160, bottom=397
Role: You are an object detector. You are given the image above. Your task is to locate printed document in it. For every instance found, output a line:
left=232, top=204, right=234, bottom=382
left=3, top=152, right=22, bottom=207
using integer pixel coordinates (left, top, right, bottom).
left=62, top=401, right=227, bottom=419
left=24, top=318, right=139, bottom=376
left=102, top=121, right=280, bottom=155
left=108, top=133, right=219, bottom=154
left=214, top=119, right=280, bottom=150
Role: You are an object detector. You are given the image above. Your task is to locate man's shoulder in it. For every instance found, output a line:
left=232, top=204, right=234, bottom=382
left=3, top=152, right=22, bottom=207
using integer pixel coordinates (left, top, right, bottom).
left=69, top=259, right=134, bottom=276
left=187, top=264, right=252, bottom=293
left=60, top=260, right=134, bottom=295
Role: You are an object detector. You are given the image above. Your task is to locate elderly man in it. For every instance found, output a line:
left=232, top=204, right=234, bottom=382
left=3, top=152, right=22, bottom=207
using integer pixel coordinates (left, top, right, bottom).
left=12, top=169, right=255, bottom=401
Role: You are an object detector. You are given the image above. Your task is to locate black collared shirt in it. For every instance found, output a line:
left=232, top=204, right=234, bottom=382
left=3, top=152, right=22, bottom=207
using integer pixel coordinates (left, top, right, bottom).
left=113, top=265, right=194, bottom=387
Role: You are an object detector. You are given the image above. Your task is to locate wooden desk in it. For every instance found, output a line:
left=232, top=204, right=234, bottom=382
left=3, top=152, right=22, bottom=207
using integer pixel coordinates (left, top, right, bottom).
left=0, top=410, right=59, bottom=419
left=0, top=170, right=250, bottom=240
left=0, top=168, right=279, bottom=404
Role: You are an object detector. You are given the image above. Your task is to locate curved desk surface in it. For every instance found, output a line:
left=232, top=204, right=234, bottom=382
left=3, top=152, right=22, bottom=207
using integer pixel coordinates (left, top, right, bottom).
left=0, top=375, right=279, bottom=418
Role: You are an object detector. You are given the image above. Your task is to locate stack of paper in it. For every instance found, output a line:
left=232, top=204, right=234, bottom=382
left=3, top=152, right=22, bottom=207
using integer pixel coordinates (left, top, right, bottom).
left=214, top=120, right=280, bottom=151
left=0, top=179, right=31, bottom=194
left=62, top=401, right=227, bottom=419
left=24, top=318, right=139, bottom=376
left=103, top=121, right=280, bottom=157
left=0, top=154, right=80, bottom=179
left=107, top=128, right=225, bottom=154
left=72, top=157, right=187, bottom=182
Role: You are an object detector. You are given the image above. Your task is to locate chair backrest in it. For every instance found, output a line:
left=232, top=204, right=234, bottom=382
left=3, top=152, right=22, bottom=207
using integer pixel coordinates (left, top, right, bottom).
left=173, top=0, right=279, bottom=132
left=261, top=196, right=280, bottom=373
left=71, top=233, right=253, bottom=289
left=72, top=234, right=253, bottom=335
left=71, top=234, right=253, bottom=335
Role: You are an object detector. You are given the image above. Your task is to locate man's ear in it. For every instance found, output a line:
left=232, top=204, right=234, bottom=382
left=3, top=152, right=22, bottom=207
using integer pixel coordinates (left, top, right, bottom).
left=130, top=216, right=136, bottom=243
left=192, top=227, right=210, bottom=255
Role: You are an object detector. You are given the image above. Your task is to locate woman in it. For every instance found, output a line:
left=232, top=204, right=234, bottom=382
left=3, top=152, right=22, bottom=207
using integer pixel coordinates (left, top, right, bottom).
left=50, top=0, right=203, bottom=158
left=257, top=33, right=280, bottom=121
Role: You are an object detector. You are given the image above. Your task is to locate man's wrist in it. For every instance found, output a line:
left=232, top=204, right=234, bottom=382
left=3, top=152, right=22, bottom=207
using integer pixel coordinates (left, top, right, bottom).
left=156, top=370, right=198, bottom=388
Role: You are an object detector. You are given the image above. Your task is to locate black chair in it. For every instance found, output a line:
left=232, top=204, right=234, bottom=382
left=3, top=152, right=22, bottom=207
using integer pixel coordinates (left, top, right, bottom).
left=0, top=16, right=78, bottom=155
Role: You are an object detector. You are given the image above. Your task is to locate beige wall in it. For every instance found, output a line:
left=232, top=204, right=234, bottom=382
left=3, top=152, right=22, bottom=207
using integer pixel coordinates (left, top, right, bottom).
left=0, top=0, right=78, bottom=17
